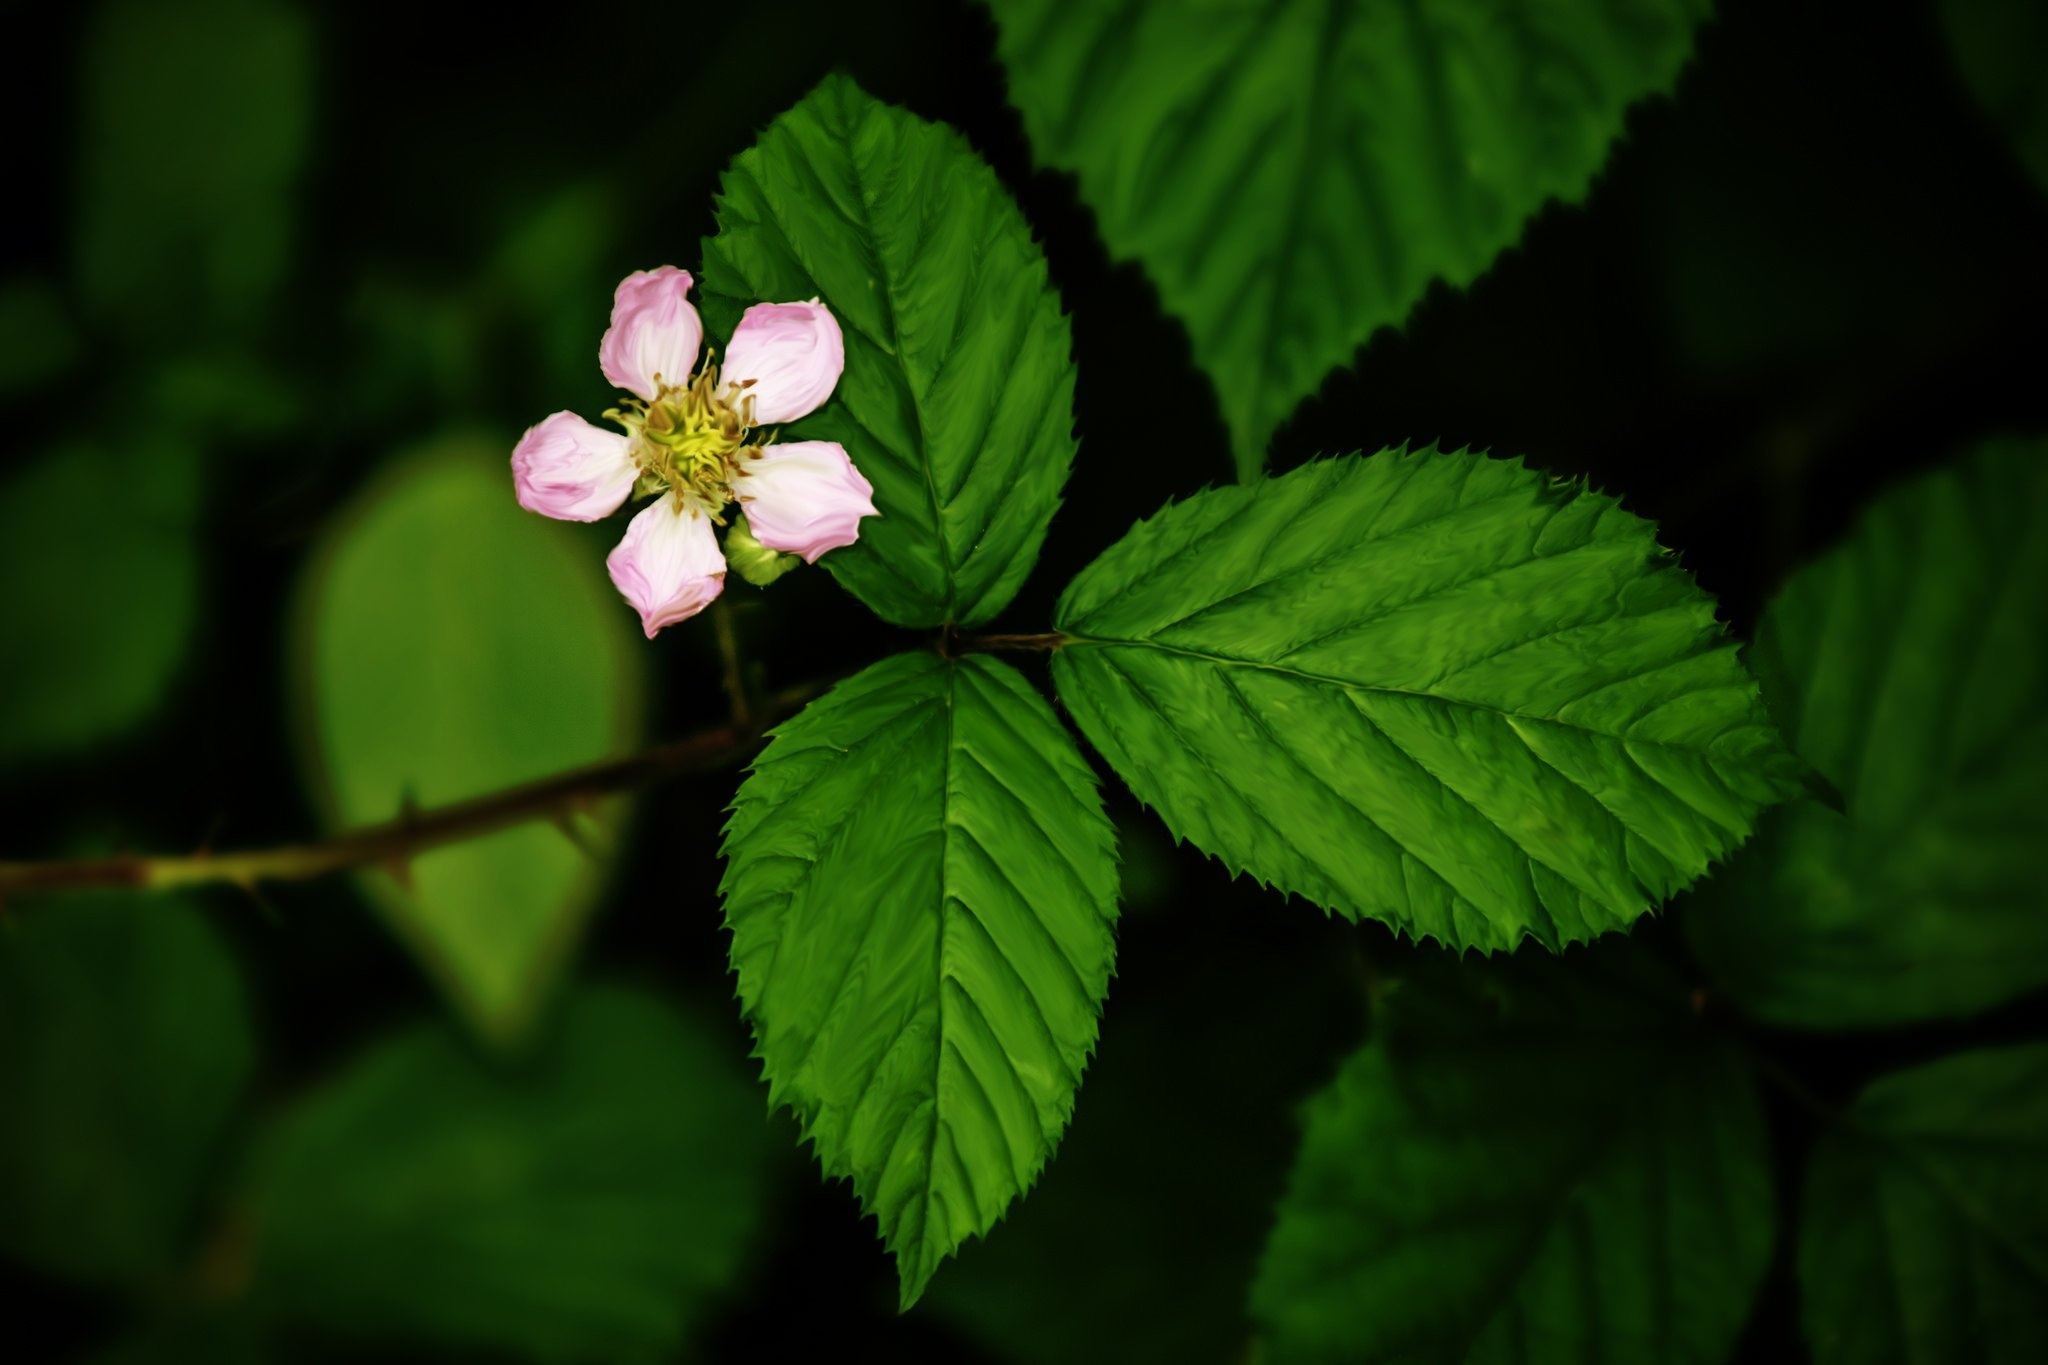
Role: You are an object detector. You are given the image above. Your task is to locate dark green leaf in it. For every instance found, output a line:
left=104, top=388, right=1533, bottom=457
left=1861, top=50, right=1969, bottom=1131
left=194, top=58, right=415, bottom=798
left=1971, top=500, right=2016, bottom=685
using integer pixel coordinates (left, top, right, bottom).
left=0, top=442, right=202, bottom=768
left=1053, top=449, right=1798, bottom=952
left=0, top=276, right=80, bottom=397
left=75, top=0, right=312, bottom=341
left=721, top=651, right=1119, bottom=1308
left=1940, top=0, right=2048, bottom=195
left=1251, top=946, right=1774, bottom=1363
left=984, top=0, right=1710, bottom=477
left=924, top=915, right=1361, bottom=1365
left=294, top=438, right=645, bottom=1045
left=0, top=894, right=253, bottom=1287
left=1685, top=439, right=2048, bottom=1029
left=1800, top=1044, right=2048, bottom=1365
left=249, top=986, right=773, bottom=1363
left=701, top=75, right=1079, bottom=627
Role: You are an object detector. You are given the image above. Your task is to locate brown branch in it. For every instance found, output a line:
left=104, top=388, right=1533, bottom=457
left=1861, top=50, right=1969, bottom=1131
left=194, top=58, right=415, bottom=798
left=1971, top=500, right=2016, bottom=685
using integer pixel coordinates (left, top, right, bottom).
left=0, top=680, right=827, bottom=906
left=954, top=631, right=1068, bottom=654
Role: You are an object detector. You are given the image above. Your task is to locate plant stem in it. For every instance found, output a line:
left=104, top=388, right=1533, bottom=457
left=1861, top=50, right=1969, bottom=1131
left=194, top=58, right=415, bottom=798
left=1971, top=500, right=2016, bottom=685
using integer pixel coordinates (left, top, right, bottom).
left=956, top=631, right=1068, bottom=653
left=0, top=681, right=825, bottom=907
left=712, top=598, right=752, bottom=726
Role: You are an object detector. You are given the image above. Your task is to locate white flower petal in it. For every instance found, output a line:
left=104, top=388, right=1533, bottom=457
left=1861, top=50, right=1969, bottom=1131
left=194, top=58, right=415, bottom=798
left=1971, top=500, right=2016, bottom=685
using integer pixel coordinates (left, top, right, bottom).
left=511, top=411, right=637, bottom=521
left=736, top=440, right=878, bottom=564
left=606, top=497, right=727, bottom=637
left=599, top=266, right=703, bottom=401
left=721, top=299, right=844, bottom=426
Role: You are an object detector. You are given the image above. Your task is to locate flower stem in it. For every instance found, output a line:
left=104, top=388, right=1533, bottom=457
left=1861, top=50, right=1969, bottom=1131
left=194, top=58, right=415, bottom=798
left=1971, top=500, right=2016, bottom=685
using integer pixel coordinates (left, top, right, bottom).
left=0, top=680, right=826, bottom=909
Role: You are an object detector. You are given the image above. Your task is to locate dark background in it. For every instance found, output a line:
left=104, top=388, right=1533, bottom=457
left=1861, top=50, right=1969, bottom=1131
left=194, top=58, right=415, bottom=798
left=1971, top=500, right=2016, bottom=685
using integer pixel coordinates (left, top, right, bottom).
left=2, top=0, right=2044, bottom=1359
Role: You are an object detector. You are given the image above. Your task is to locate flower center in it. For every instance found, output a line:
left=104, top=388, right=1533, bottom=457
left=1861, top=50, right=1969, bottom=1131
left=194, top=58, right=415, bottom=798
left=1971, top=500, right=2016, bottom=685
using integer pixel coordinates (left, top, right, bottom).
left=607, top=363, right=756, bottom=517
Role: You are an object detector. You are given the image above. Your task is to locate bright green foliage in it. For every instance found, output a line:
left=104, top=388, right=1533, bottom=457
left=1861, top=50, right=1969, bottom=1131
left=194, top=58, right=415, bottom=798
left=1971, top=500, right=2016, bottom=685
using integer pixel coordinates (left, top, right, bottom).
left=0, top=894, right=253, bottom=1287
left=1685, top=440, right=2048, bottom=1028
left=721, top=652, right=1119, bottom=1309
left=75, top=0, right=312, bottom=341
left=296, top=440, right=644, bottom=1045
left=1800, top=1044, right=2048, bottom=1365
left=1053, top=449, right=1798, bottom=952
left=250, top=986, right=772, bottom=1362
left=0, top=442, right=202, bottom=767
left=700, top=75, right=1079, bottom=628
left=1251, top=948, right=1774, bottom=1363
left=984, top=0, right=1710, bottom=478
left=1940, top=0, right=2048, bottom=195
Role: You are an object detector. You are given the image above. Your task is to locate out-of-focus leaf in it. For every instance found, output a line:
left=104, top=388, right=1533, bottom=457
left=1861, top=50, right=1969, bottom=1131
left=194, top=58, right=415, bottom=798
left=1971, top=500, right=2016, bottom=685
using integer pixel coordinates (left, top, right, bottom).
left=701, top=75, right=1079, bottom=628
left=1053, top=448, right=1800, bottom=953
left=74, top=0, right=313, bottom=341
left=1940, top=0, right=2048, bottom=195
left=924, top=915, right=1359, bottom=1364
left=249, top=986, right=773, bottom=1363
left=88, top=1316, right=270, bottom=1365
left=0, top=441, right=203, bottom=767
left=1800, top=1043, right=2048, bottom=1365
left=721, top=652, right=1120, bottom=1309
left=295, top=438, right=644, bottom=1045
left=984, top=0, right=1709, bottom=478
left=1251, top=946, right=1774, bottom=1363
left=0, top=276, right=80, bottom=397
left=0, top=894, right=253, bottom=1287
left=483, top=181, right=621, bottom=396
left=1686, top=439, right=2048, bottom=1029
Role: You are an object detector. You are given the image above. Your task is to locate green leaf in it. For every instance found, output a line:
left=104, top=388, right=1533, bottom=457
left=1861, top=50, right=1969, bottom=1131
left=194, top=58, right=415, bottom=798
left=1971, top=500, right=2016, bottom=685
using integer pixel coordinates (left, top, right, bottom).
left=1251, top=946, right=1774, bottom=1364
left=1800, top=1043, right=2048, bottom=1365
left=1940, top=0, right=2048, bottom=195
left=0, top=275, right=80, bottom=397
left=75, top=0, right=312, bottom=341
left=984, top=0, right=1710, bottom=478
left=295, top=438, right=645, bottom=1045
left=249, top=986, right=773, bottom=1363
left=1052, top=448, right=1798, bottom=953
left=0, top=894, right=253, bottom=1287
left=1684, top=439, right=2048, bottom=1029
left=0, top=441, right=203, bottom=768
left=700, top=75, right=1079, bottom=628
left=720, top=651, right=1119, bottom=1309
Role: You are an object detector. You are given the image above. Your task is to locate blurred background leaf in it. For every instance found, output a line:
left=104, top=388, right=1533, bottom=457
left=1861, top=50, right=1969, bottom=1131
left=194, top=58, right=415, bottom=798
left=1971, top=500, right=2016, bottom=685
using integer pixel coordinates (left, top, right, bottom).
left=293, top=438, right=646, bottom=1045
left=1938, top=0, right=2048, bottom=195
left=0, top=276, right=81, bottom=398
left=246, top=984, right=777, bottom=1363
left=1250, top=943, right=1774, bottom=1364
left=1799, top=1043, right=2048, bottom=1364
left=0, top=893, right=253, bottom=1289
left=0, top=441, right=204, bottom=769
left=1685, top=438, right=2048, bottom=1030
left=73, top=0, right=312, bottom=345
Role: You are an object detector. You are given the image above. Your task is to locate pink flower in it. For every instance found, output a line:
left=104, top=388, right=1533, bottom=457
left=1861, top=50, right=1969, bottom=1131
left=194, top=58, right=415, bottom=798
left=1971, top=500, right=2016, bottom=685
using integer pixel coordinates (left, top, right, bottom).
left=607, top=497, right=728, bottom=638
left=509, top=267, right=879, bottom=635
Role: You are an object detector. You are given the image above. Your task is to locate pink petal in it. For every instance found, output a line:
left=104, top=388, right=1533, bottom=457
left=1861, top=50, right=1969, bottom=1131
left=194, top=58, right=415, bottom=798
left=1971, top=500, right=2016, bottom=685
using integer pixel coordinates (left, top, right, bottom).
left=605, top=497, right=727, bottom=637
left=599, top=266, right=703, bottom=401
left=735, top=440, right=878, bottom=564
left=511, top=411, right=638, bottom=521
left=721, top=299, right=844, bottom=426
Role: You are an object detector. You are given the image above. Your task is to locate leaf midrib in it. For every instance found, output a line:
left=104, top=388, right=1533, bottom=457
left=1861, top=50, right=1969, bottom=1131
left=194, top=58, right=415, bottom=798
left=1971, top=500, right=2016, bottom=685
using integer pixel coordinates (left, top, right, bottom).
left=820, top=90, right=958, bottom=622
left=1062, top=634, right=1747, bottom=755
